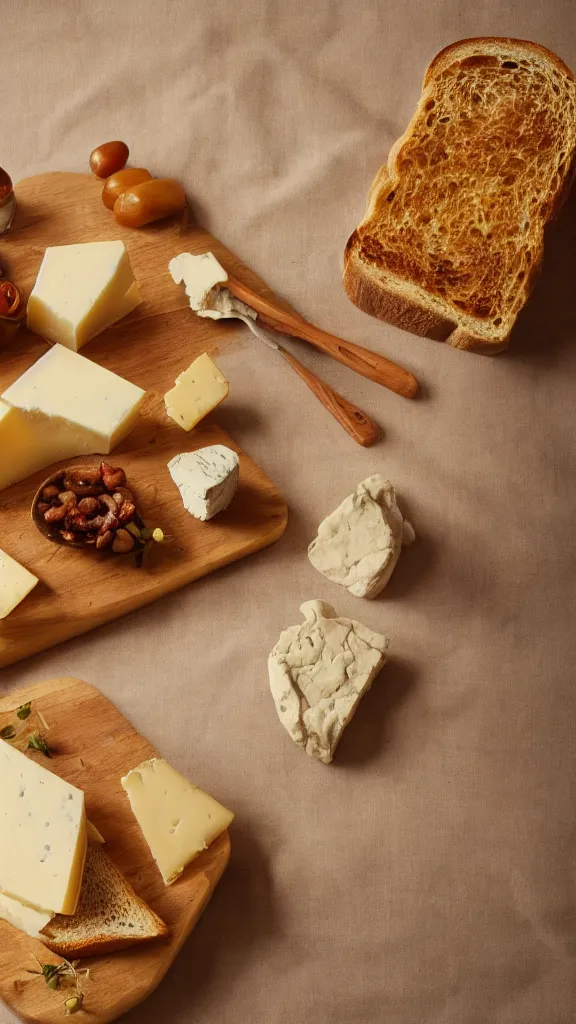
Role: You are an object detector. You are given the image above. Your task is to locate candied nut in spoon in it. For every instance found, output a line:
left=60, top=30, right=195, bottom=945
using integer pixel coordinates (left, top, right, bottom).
left=112, top=528, right=135, bottom=553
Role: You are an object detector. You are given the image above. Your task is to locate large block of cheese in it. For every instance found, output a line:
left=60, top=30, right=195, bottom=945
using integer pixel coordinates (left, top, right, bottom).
left=0, top=346, right=145, bottom=491
left=0, top=547, right=38, bottom=619
left=0, top=739, right=87, bottom=914
left=0, top=892, right=53, bottom=939
left=164, top=352, right=229, bottom=431
left=27, top=240, right=142, bottom=351
left=121, top=758, right=233, bottom=885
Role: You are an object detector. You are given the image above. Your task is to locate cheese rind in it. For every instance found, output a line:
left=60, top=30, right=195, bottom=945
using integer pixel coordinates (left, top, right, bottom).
left=0, top=548, right=39, bottom=619
left=0, top=346, right=145, bottom=491
left=121, top=758, right=233, bottom=885
left=168, top=251, right=228, bottom=311
left=268, top=600, right=389, bottom=764
left=0, top=739, right=87, bottom=914
left=164, top=352, right=229, bottom=431
left=168, top=445, right=239, bottom=521
left=27, top=240, right=141, bottom=351
left=308, top=475, right=415, bottom=599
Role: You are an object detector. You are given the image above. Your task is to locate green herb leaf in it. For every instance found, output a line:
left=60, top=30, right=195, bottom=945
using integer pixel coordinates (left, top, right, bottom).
left=0, top=725, right=16, bottom=740
left=28, top=733, right=51, bottom=758
left=16, top=702, right=32, bottom=720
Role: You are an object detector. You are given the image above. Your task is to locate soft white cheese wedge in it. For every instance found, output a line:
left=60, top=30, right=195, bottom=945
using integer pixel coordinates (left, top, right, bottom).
left=121, top=758, right=233, bottom=886
left=27, top=240, right=142, bottom=351
left=0, top=547, right=39, bottom=619
left=168, top=445, right=239, bottom=521
left=0, top=346, right=145, bottom=491
left=0, top=892, right=53, bottom=939
left=0, top=740, right=87, bottom=915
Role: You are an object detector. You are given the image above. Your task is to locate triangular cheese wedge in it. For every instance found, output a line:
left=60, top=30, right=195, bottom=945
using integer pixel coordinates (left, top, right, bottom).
left=121, top=758, right=233, bottom=885
left=27, top=240, right=141, bottom=351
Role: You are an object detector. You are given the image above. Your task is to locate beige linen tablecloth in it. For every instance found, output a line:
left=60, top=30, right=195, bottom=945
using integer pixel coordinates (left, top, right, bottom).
left=2, top=2, right=576, bottom=1022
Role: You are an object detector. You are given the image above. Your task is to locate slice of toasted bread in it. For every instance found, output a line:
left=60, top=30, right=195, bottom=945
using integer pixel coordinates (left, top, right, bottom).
left=344, top=38, right=576, bottom=353
left=41, top=843, right=168, bottom=958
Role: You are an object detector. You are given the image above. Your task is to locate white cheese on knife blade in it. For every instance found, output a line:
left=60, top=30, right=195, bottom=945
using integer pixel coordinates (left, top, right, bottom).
left=308, top=475, right=415, bottom=599
left=268, top=600, right=389, bottom=764
left=168, top=444, right=239, bottom=521
left=168, top=251, right=228, bottom=312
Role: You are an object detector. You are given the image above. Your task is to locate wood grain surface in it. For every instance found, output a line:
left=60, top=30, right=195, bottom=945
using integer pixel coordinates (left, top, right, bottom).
left=0, top=172, right=288, bottom=668
left=0, top=677, right=231, bottom=1024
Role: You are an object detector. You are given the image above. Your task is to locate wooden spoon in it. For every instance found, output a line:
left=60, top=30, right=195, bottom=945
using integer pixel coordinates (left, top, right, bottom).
left=227, top=275, right=419, bottom=399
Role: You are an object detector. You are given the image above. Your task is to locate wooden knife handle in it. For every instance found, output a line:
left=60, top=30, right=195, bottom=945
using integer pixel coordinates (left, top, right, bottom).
left=227, top=276, right=419, bottom=399
left=279, top=346, right=379, bottom=447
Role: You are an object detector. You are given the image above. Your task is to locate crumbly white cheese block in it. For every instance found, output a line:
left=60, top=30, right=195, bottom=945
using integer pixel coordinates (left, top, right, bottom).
left=0, top=547, right=38, bottom=619
left=27, top=240, right=141, bottom=351
left=121, top=758, right=234, bottom=886
left=168, top=445, right=239, bottom=521
left=308, top=475, right=415, bottom=599
left=0, top=892, right=53, bottom=939
left=169, top=251, right=228, bottom=312
left=0, top=346, right=145, bottom=491
left=268, top=600, right=389, bottom=764
left=0, top=739, right=87, bottom=914
left=164, top=352, right=229, bottom=431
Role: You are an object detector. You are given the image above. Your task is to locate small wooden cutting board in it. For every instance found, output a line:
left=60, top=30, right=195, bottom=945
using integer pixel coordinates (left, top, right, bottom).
left=0, top=677, right=231, bottom=1024
left=0, top=173, right=288, bottom=667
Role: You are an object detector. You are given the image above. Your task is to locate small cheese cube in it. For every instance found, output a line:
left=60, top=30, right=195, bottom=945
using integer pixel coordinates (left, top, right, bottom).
left=0, top=346, right=145, bottom=491
left=0, top=548, right=38, bottom=618
left=121, top=758, right=233, bottom=886
left=0, top=740, right=87, bottom=914
left=168, top=445, right=239, bottom=521
left=27, top=240, right=142, bottom=351
left=164, top=352, right=229, bottom=431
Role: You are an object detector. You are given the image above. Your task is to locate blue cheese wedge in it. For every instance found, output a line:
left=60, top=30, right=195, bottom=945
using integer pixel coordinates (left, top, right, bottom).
left=121, top=758, right=234, bottom=885
left=168, top=445, right=239, bottom=521
left=308, top=475, right=415, bottom=599
left=0, top=740, right=87, bottom=914
left=268, top=600, right=389, bottom=764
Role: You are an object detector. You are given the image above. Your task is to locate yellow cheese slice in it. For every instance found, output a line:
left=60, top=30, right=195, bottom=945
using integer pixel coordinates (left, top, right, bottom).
left=121, top=758, right=233, bottom=885
left=27, top=240, right=141, bottom=351
left=0, top=547, right=38, bottom=619
left=164, top=352, right=229, bottom=431
left=0, top=740, right=87, bottom=915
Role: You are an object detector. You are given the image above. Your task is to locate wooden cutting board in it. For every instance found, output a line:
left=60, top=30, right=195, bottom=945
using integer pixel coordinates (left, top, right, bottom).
left=0, top=677, right=231, bottom=1024
left=0, top=172, right=288, bottom=668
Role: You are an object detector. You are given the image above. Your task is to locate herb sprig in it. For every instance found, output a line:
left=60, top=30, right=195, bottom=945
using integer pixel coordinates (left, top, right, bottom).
left=28, top=954, right=89, bottom=1015
left=0, top=702, right=52, bottom=757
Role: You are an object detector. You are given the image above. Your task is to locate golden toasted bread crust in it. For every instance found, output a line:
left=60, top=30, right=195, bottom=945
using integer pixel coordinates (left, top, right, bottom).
left=343, top=38, right=576, bottom=353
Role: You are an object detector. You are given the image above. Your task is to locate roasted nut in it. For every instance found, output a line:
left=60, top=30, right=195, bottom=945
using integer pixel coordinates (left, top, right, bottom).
left=102, top=168, right=153, bottom=210
left=89, top=140, right=129, bottom=178
left=37, top=502, right=50, bottom=515
left=61, top=531, right=81, bottom=543
left=63, top=480, right=102, bottom=497
left=99, top=510, right=119, bottom=534
left=41, top=484, right=60, bottom=500
left=77, top=497, right=99, bottom=515
left=96, top=530, right=114, bottom=550
left=58, top=491, right=78, bottom=506
left=44, top=505, right=68, bottom=523
left=113, top=178, right=186, bottom=228
left=100, top=463, right=125, bottom=490
left=113, top=487, right=133, bottom=504
left=66, top=467, right=103, bottom=484
left=118, top=500, right=136, bottom=523
left=100, top=493, right=119, bottom=514
left=112, top=528, right=135, bottom=553
left=66, top=514, right=98, bottom=532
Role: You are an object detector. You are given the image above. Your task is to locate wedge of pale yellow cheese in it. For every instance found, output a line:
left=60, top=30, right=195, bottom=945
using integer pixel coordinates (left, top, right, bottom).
left=0, top=547, right=38, bottom=619
left=0, top=346, right=145, bottom=492
left=164, top=352, right=229, bottom=431
left=27, top=240, right=141, bottom=351
left=0, top=740, right=87, bottom=915
left=121, top=758, right=233, bottom=885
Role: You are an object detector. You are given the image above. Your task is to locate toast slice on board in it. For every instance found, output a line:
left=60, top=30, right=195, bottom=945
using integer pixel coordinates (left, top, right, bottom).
left=343, top=38, right=576, bottom=353
left=41, top=843, right=168, bottom=958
